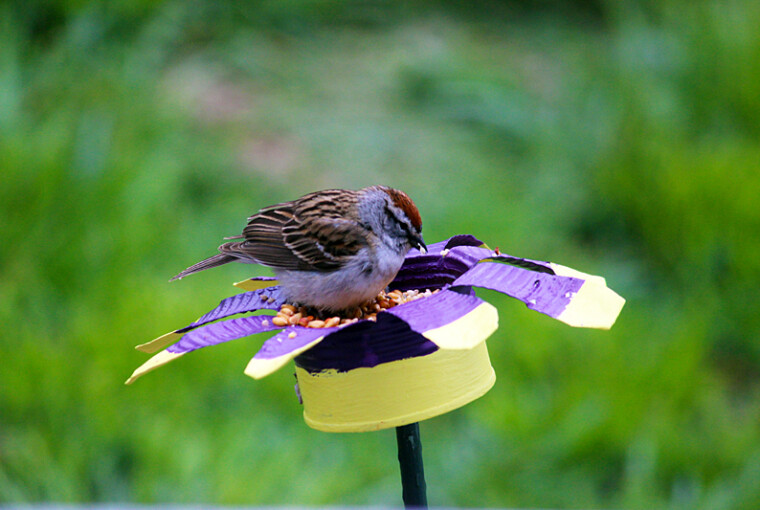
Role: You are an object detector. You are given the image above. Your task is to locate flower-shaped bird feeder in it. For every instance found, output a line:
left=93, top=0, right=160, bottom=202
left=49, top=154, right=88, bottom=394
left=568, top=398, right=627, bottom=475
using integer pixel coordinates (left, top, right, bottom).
left=128, top=235, right=624, bottom=433
left=129, top=234, right=624, bottom=507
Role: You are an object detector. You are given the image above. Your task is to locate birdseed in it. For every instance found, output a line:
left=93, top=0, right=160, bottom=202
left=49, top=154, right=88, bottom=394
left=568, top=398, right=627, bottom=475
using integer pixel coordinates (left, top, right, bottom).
left=271, top=316, right=288, bottom=327
left=269, top=288, right=441, bottom=329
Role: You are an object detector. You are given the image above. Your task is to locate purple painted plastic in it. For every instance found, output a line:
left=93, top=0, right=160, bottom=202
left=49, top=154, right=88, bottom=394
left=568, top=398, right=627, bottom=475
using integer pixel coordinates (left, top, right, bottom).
left=254, top=326, right=339, bottom=360
left=452, top=262, right=584, bottom=318
left=176, top=286, right=286, bottom=333
left=294, top=314, right=438, bottom=373
left=168, top=315, right=281, bottom=353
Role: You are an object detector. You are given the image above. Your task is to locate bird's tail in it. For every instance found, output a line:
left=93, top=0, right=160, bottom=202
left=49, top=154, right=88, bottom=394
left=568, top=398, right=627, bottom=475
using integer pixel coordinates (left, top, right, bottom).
left=170, top=253, right=237, bottom=281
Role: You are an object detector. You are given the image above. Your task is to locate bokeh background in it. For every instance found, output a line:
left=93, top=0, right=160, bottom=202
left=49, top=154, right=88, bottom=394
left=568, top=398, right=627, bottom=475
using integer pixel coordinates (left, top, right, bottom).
left=2, top=0, right=760, bottom=508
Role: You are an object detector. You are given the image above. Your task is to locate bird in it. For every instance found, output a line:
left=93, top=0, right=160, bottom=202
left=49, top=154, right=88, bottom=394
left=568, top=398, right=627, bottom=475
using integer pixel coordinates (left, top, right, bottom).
left=171, top=186, right=426, bottom=312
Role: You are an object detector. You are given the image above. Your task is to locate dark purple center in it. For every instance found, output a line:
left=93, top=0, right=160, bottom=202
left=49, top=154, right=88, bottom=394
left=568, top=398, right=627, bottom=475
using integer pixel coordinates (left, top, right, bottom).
left=294, top=313, right=438, bottom=373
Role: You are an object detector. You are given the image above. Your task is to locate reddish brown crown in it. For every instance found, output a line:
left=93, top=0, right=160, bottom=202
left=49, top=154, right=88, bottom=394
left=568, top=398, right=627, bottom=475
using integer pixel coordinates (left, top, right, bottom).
left=382, top=187, right=423, bottom=231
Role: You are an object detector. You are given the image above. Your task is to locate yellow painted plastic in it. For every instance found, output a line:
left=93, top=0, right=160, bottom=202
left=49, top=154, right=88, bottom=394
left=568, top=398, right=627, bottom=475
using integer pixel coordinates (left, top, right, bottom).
left=548, top=263, right=608, bottom=286
left=556, top=279, right=625, bottom=329
left=543, top=264, right=622, bottom=330
left=244, top=335, right=328, bottom=380
left=135, top=331, right=183, bottom=353
left=423, top=301, right=498, bottom=349
left=125, top=350, right=185, bottom=385
left=233, top=278, right=280, bottom=291
left=296, top=340, right=496, bottom=432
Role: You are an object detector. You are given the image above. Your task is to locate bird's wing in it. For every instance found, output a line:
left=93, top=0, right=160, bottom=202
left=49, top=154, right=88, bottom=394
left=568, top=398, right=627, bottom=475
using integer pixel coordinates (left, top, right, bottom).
left=220, top=202, right=303, bottom=270
left=225, top=191, right=368, bottom=271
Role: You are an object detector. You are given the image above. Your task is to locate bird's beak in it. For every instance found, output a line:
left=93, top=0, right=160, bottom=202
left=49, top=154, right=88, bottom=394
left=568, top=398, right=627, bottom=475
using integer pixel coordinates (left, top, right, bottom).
left=412, top=234, right=427, bottom=254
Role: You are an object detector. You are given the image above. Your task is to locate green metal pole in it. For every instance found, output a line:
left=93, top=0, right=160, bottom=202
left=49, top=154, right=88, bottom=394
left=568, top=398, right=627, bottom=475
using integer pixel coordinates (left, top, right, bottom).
left=396, top=422, right=428, bottom=508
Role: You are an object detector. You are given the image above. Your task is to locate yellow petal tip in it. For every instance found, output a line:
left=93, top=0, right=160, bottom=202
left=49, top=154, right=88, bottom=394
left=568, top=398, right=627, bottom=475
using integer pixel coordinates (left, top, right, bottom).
left=233, top=279, right=279, bottom=291
left=244, top=335, right=326, bottom=379
left=125, top=350, right=185, bottom=385
left=135, top=331, right=183, bottom=353
left=557, top=281, right=625, bottom=329
left=423, top=302, right=498, bottom=350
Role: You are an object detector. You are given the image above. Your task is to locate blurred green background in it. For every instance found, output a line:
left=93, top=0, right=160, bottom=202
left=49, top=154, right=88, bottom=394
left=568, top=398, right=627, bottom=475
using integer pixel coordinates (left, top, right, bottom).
left=2, top=0, right=759, bottom=508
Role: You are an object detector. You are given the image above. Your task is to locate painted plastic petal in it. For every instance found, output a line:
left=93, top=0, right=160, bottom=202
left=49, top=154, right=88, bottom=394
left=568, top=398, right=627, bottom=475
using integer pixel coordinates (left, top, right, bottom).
left=135, top=331, right=185, bottom=354
left=168, top=315, right=282, bottom=353
left=177, top=287, right=285, bottom=333
left=392, top=240, right=555, bottom=292
left=126, top=316, right=283, bottom=384
left=245, top=326, right=338, bottom=379
left=135, top=286, right=286, bottom=353
left=453, top=261, right=580, bottom=315
left=489, top=255, right=557, bottom=274
left=443, top=234, right=485, bottom=250
left=547, top=263, right=607, bottom=285
left=234, top=276, right=280, bottom=291
left=386, top=289, right=498, bottom=350
left=453, top=247, right=558, bottom=275
left=411, top=234, right=484, bottom=257
left=392, top=240, right=494, bottom=291
left=435, top=244, right=559, bottom=276
left=547, top=263, right=625, bottom=328
left=445, top=245, right=491, bottom=266
left=125, top=350, right=185, bottom=385
left=391, top=253, right=473, bottom=291
left=453, top=262, right=624, bottom=329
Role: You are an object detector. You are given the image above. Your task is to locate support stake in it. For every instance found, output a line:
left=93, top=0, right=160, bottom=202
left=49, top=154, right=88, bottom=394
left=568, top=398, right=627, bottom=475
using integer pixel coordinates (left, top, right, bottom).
left=396, top=422, right=428, bottom=508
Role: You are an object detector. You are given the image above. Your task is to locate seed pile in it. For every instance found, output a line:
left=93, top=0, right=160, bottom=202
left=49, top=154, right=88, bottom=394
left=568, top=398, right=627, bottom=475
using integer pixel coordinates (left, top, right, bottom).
left=268, top=288, right=440, bottom=329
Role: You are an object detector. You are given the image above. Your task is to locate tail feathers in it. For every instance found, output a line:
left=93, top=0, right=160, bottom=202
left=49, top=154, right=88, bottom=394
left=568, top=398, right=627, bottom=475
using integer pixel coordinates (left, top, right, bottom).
left=170, top=253, right=237, bottom=281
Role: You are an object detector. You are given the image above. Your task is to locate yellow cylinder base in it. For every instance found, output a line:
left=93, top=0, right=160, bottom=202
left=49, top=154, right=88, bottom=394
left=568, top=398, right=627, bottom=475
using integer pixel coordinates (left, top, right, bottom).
left=295, top=341, right=496, bottom=433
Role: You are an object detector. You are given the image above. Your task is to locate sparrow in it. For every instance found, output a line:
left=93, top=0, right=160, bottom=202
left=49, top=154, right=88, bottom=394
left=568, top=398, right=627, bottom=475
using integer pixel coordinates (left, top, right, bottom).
left=171, top=186, right=426, bottom=312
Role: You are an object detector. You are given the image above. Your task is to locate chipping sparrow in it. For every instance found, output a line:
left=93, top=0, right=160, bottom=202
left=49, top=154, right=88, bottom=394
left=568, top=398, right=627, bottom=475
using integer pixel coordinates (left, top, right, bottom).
left=172, top=186, right=426, bottom=311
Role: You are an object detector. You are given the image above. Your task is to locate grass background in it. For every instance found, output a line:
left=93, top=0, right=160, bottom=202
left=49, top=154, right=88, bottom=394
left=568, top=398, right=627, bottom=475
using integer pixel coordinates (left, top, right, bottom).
left=2, top=0, right=760, bottom=508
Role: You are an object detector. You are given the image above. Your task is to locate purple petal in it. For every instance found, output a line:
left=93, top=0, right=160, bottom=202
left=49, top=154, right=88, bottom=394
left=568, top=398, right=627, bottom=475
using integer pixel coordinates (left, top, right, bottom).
left=391, top=257, right=471, bottom=291
left=446, top=245, right=492, bottom=266
left=411, top=235, right=482, bottom=257
left=403, top=235, right=557, bottom=278
left=404, top=235, right=484, bottom=259
left=487, top=254, right=556, bottom=275
left=452, top=261, right=584, bottom=319
left=440, top=245, right=556, bottom=275
left=444, top=234, right=484, bottom=250
left=176, top=286, right=286, bottom=333
left=249, top=276, right=278, bottom=283
left=385, top=289, right=484, bottom=332
left=168, top=316, right=282, bottom=354
left=245, top=326, right=341, bottom=379
left=254, top=326, right=339, bottom=360
left=392, top=245, right=493, bottom=291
